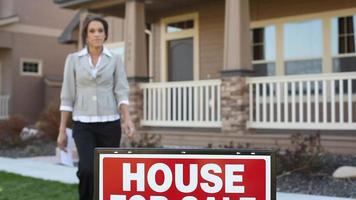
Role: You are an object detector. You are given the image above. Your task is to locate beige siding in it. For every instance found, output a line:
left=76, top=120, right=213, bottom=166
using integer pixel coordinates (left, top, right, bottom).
left=0, top=31, right=13, bottom=48
left=0, top=49, right=12, bottom=96
left=105, top=16, right=125, bottom=43
left=13, top=0, right=75, bottom=29
left=45, top=84, right=61, bottom=108
left=0, top=0, right=14, bottom=18
left=198, top=1, right=224, bottom=80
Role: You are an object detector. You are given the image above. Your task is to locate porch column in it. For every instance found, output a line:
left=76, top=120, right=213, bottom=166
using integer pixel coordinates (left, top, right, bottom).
left=124, top=0, right=148, bottom=129
left=221, top=0, right=252, bottom=134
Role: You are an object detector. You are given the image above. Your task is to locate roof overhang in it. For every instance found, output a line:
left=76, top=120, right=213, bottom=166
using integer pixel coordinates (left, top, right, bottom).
left=54, top=0, right=211, bottom=21
left=0, top=15, right=19, bottom=26
left=53, top=0, right=94, bottom=9
left=53, top=0, right=125, bottom=10
left=58, top=11, right=81, bottom=44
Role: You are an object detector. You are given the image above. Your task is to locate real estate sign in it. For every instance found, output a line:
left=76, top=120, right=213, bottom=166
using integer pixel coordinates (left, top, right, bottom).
left=94, top=149, right=276, bottom=200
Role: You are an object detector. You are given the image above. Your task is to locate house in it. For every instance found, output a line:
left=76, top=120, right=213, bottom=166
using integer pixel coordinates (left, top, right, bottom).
left=0, top=0, right=76, bottom=122
left=53, top=0, right=356, bottom=154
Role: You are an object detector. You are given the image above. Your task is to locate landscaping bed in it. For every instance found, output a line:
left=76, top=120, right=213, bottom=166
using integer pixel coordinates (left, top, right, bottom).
left=277, top=154, right=356, bottom=198
left=0, top=138, right=56, bottom=158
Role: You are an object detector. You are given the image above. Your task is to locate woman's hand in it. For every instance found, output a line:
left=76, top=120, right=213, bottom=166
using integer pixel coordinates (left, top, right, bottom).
left=58, top=111, right=70, bottom=152
left=57, top=128, right=68, bottom=152
left=122, top=118, right=135, bottom=139
left=120, top=104, right=135, bottom=139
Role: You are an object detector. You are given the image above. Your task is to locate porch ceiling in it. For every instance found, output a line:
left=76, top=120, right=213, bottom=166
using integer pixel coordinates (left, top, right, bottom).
left=54, top=0, right=210, bottom=20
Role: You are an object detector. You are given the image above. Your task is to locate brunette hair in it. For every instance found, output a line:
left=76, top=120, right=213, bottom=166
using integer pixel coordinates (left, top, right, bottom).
left=81, top=15, right=109, bottom=46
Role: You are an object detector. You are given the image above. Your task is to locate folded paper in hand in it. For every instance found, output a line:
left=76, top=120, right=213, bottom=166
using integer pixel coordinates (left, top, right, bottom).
left=60, top=128, right=75, bottom=167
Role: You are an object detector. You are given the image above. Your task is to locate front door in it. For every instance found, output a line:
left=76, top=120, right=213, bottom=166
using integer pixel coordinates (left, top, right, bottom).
left=167, top=38, right=193, bottom=81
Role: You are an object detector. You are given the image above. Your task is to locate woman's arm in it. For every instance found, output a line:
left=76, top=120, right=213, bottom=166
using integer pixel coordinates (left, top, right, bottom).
left=114, top=55, right=135, bottom=138
left=57, top=111, right=71, bottom=152
left=57, top=54, right=75, bottom=152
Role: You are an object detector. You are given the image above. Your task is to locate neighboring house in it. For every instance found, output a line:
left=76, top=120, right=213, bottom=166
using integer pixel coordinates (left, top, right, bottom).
left=0, top=0, right=76, bottom=122
left=54, top=0, right=356, bottom=154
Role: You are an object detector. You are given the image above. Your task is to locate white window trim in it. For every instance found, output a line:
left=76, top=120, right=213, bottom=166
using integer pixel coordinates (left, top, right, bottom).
left=284, top=56, right=323, bottom=62
left=19, top=58, right=42, bottom=77
left=333, top=52, right=356, bottom=58
left=252, top=60, right=275, bottom=64
left=160, top=12, right=200, bottom=82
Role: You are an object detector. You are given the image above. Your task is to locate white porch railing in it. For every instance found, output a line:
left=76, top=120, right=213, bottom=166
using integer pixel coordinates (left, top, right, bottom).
left=247, top=72, right=356, bottom=130
left=140, top=80, right=221, bottom=127
left=0, top=95, right=10, bottom=120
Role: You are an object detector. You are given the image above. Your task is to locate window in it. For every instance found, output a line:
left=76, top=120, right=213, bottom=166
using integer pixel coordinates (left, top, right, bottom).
left=20, top=58, right=42, bottom=76
left=337, top=16, right=355, bottom=54
left=332, top=15, right=356, bottom=73
left=284, top=19, right=323, bottom=75
left=332, top=15, right=356, bottom=93
left=166, top=20, right=194, bottom=33
left=252, top=26, right=276, bottom=76
left=105, top=42, right=125, bottom=60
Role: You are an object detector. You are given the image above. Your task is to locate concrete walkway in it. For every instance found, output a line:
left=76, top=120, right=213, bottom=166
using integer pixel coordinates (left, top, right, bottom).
left=0, top=156, right=78, bottom=184
left=0, top=156, right=355, bottom=199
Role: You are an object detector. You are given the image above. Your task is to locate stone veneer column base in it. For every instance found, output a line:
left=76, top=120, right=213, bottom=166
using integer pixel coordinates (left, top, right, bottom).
left=127, top=79, right=145, bottom=129
left=221, top=74, right=251, bottom=135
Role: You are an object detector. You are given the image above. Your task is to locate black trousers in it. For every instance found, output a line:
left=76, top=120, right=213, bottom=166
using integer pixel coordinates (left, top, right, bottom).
left=73, top=120, right=121, bottom=200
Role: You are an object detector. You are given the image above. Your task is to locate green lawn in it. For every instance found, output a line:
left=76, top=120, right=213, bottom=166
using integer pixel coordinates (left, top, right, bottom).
left=0, top=171, right=78, bottom=200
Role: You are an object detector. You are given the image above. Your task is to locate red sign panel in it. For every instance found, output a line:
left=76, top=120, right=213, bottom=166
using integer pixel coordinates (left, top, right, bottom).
left=97, top=152, right=273, bottom=200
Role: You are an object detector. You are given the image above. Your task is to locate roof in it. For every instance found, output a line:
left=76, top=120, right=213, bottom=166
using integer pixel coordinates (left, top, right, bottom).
left=53, top=0, right=93, bottom=8
left=58, top=11, right=80, bottom=44
left=0, top=15, right=19, bottom=26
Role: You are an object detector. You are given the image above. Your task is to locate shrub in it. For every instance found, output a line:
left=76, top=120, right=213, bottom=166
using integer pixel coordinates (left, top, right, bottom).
left=36, top=104, right=72, bottom=141
left=0, top=116, right=28, bottom=148
left=277, top=132, right=324, bottom=175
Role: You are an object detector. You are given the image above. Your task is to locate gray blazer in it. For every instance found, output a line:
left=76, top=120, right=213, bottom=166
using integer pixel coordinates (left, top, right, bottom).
left=60, top=50, right=129, bottom=116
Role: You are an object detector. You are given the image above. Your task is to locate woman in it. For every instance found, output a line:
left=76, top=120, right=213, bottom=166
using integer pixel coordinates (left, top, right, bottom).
left=57, top=15, right=134, bottom=200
